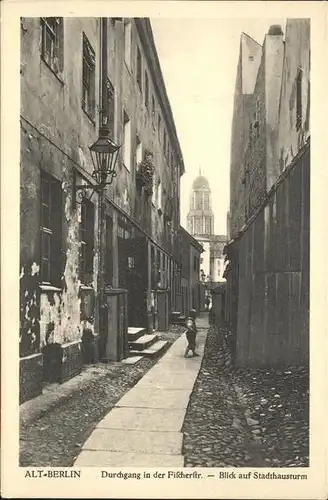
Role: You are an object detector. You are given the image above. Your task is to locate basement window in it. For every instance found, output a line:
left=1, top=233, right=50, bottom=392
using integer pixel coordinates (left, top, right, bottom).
left=40, top=171, right=62, bottom=286
left=80, top=199, right=95, bottom=283
left=82, top=33, right=96, bottom=122
left=296, top=68, right=303, bottom=131
left=40, top=17, right=63, bottom=75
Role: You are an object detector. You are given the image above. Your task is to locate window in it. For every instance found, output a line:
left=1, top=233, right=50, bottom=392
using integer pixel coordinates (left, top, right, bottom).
left=82, top=33, right=96, bottom=121
left=124, top=20, right=132, bottom=69
left=40, top=171, right=62, bottom=285
left=248, top=55, right=254, bottom=61
left=80, top=199, right=95, bottom=282
left=196, top=192, right=202, bottom=210
left=136, top=136, right=142, bottom=165
left=151, top=96, right=155, bottom=125
left=193, top=256, right=197, bottom=271
left=158, top=114, right=161, bottom=141
left=123, top=111, right=131, bottom=171
left=105, top=215, right=113, bottom=285
left=103, top=78, right=115, bottom=132
left=296, top=68, right=303, bottom=130
left=40, top=17, right=63, bottom=75
left=204, top=192, right=209, bottom=210
left=136, top=46, right=142, bottom=90
left=205, top=217, right=211, bottom=235
left=145, top=71, right=149, bottom=109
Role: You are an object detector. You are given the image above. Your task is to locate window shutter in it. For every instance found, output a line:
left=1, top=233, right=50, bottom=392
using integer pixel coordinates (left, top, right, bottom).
left=50, top=178, right=62, bottom=285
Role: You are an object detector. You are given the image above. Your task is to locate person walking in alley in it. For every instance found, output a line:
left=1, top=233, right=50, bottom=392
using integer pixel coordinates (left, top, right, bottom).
left=184, top=309, right=199, bottom=358
left=205, top=296, right=210, bottom=311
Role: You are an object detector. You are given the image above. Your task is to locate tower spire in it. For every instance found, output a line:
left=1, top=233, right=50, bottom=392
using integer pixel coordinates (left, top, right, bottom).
left=199, top=166, right=202, bottom=176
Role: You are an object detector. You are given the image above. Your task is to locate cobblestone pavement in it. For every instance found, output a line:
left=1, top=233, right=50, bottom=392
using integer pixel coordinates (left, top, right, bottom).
left=182, top=322, right=309, bottom=468
left=20, top=326, right=184, bottom=467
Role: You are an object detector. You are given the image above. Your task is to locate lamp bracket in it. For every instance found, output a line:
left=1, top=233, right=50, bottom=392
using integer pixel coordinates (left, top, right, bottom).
left=72, top=169, right=98, bottom=208
left=72, top=168, right=117, bottom=208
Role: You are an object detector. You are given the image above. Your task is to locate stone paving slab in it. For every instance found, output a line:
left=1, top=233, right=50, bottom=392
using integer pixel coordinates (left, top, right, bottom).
left=116, top=387, right=191, bottom=410
left=82, top=428, right=183, bottom=455
left=74, top=450, right=184, bottom=467
left=97, top=407, right=186, bottom=432
left=121, top=356, right=143, bottom=365
left=154, top=359, right=203, bottom=374
left=137, top=371, right=197, bottom=389
left=73, top=316, right=209, bottom=467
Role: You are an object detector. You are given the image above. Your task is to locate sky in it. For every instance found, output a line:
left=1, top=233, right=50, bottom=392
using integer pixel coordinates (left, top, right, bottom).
left=151, top=18, right=286, bottom=235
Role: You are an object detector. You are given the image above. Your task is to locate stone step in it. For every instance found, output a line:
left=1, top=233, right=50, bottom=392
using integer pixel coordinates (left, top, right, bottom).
left=129, top=333, right=158, bottom=352
left=127, top=327, right=147, bottom=342
left=129, top=340, right=169, bottom=358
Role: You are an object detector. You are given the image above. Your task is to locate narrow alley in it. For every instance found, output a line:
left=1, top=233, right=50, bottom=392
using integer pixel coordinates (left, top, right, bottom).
left=15, top=13, right=311, bottom=485
left=20, top=313, right=308, bottom=468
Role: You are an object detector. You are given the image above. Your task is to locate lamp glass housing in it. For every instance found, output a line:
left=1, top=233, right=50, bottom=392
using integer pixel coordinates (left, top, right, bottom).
left=89, top=136, right=120, bottom=186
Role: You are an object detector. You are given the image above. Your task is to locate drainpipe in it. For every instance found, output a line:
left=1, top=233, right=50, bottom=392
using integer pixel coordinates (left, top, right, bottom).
left=97, top=18, right=109, bottom=357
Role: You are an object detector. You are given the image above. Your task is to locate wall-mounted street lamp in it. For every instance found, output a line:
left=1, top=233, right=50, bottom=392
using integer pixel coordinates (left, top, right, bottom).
left=73, top=132, right=120, bottom=207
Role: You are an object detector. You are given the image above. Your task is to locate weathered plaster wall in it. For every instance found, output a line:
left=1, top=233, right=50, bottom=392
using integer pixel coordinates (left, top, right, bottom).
left=230, top=34, right=262, bottom=238
left=277, top=19, right=310, bottom=173
left=244, top=50, right=266, bottom=218
left=114, top=19, right=179, bottom=250
left=20, top=18, right=101, bottom=355
left=264, top=34, right=284, bottom=190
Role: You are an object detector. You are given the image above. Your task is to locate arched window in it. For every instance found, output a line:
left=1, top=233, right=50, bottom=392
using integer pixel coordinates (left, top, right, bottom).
left=204, top=192, right=209, bottom=210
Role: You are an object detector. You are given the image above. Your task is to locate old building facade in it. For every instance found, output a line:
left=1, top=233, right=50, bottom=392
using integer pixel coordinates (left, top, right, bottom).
left=20, top=17, right=184, bottom=402
left=175, top=226, right=203, bottom=316
left=225, top=19, right=310, bottom=366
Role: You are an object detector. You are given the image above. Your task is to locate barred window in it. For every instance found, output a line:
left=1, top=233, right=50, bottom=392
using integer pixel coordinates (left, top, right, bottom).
left=103, top=78, right=115, bottom=132
left=40, top=17, right=63, bottom=75
left=40, top=171, right=62, bottom=285
left=82, top=33, right=96, bottom=121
